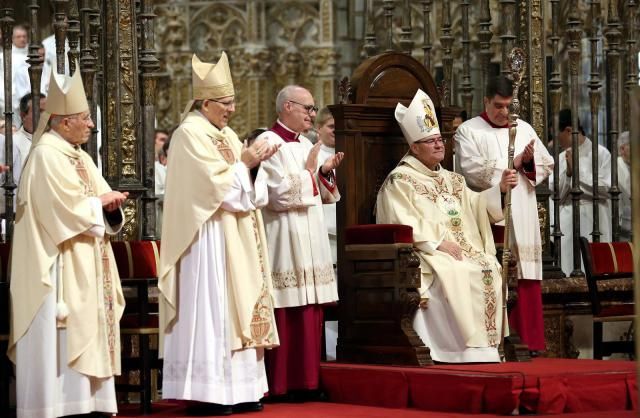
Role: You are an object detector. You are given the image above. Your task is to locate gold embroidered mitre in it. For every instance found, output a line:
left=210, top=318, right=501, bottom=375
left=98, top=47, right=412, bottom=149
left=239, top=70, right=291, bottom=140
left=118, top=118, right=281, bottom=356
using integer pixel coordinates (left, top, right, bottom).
left=395, top=89, right=440, bottom=144
left=33, top=63, right=89, bottom=143
left=192, top=52, right=235, bottom=100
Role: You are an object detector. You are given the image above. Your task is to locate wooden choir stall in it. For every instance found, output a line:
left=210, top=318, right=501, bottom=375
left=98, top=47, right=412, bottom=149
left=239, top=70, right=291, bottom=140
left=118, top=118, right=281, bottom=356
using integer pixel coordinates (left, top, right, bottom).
left=331, top=52, right=460, bottom=366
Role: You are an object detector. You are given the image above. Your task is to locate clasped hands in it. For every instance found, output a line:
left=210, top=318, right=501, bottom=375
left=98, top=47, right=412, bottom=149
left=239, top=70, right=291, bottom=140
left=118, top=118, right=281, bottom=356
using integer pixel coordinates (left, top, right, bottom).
left=100, top=191, right=129, bottom=212
left=241, top=138, right=281, bottom=169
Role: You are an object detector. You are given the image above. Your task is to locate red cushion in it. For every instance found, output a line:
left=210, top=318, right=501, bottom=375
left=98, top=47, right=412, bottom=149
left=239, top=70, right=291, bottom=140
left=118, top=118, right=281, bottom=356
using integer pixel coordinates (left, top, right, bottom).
left=491, top=225, right=504, bottom=245
left=588, top=242, right=634, bottom=276
left=345, top=224, right=413, bottom=245
left=596, top=304, right=635, bottom=318
left=111, top=241, right=161, bottom=279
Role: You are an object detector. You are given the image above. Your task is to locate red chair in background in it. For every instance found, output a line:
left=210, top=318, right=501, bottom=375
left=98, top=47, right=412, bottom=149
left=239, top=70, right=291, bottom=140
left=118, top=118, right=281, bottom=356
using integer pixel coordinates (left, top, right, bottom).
left=579, top=237, right=635, bottom=360
left=111, top=240, right=161, bottom=414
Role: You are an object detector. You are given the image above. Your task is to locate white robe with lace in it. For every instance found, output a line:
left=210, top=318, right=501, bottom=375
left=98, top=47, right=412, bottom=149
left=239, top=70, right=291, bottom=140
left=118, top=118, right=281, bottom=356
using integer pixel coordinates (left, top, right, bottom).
left=549, top=137, right=611, bottom=275
left=162, top=164, right=269, bottom=404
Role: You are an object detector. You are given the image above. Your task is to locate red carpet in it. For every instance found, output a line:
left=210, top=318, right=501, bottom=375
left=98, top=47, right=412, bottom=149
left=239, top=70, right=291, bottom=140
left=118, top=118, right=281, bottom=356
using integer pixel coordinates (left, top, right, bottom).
left=119, top=401, right=637, bottom=417
left=320, top=358, right=637, bottom=415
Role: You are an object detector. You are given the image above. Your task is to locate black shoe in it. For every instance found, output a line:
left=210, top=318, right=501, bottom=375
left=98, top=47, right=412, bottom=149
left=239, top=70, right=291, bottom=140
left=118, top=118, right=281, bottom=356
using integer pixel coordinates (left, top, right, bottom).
left=232, top=402, right=263, bottom=413
left=186, top=403, right=233, bottom=416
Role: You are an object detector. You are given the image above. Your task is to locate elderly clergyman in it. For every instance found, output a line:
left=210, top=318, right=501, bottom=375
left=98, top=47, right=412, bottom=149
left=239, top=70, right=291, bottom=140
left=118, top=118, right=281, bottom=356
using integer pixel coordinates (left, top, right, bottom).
left=9, top=66, right=128, bottom=418
left=376, top=89, right=517, bottom=363
left=159, top=52, right=279, bottom=415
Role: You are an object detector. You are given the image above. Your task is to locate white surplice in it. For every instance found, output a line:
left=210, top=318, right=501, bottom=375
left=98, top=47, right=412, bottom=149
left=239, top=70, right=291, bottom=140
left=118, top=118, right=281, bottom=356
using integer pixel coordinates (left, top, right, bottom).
left=455, top=116, right=554, bottom=281
left=617, top=156, right=631, bottom=241
left=256, top=122, right=340, bottom=308
left=550, top=137, right=611, bottom=275
left=15, top=198, right=118, bottom=418
left=162, top=163, right=269, bottom=404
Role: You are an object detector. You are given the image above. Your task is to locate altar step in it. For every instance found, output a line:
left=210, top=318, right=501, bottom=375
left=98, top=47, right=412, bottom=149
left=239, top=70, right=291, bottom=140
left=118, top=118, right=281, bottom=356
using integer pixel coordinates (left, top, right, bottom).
left=319, top=358, right=637, bottom=415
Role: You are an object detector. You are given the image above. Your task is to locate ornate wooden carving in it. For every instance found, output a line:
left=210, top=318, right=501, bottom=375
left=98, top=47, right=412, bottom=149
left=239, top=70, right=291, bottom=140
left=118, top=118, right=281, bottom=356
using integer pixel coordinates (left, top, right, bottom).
left=51, top=0, right=69, bottom=75
left=478, top=0, right=493, bottom=99
left=438, top=2, right=453, bottom=106
left=567, top=2, right=584, bottom=277
left=399, top=0, right=413, bottom=54
left=27, top=0, right=43, bottom=137
left=67, top=0, right=80, bottom=74
left=0, top=6, right=15, bottom=241
left=460, top=0, right=472, bottom=117
left=420, top=0, right=432, bottom=72
left=499, top=0, right=517, bottom=75
left=138, top=0, right=160, bottom=241
left=549, top=0, right=563, bottom=271
left=339, top=244, right=432, bottom=366
left=332, top=52, right=456, bottom=366
left=382, top=0, right=395, bottom=52
left=80, top=0, right=98, bottom=162
left=605, top=0, right=623, bottom=242
left=363, top=0, right=378, bottom=57
left=589, top=0, right=603, bottom=243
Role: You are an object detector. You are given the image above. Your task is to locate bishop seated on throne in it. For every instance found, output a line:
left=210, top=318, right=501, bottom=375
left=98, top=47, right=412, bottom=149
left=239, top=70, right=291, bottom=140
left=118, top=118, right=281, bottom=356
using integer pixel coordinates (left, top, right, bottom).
left=375, top=89, right=518, bottom=363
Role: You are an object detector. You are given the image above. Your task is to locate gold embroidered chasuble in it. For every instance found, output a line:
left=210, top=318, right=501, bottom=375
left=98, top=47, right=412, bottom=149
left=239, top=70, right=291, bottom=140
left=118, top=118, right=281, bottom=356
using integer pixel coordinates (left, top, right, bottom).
left=454, top=116, right=554, bottom=281
left=9, top=131, right=125, bottom=378
left=376, top=155, right=504, bottom=347
left=158, top=111, right=278, bottom=353
left=256, top=126, right=340, bottom=308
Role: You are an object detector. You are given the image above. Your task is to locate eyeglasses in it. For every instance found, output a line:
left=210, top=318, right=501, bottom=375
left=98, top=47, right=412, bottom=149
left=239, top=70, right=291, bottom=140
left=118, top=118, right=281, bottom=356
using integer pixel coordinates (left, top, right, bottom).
left=210, top=98, right=236, bottom=108
left=288, top=100, right=319, bottom=115
left=415, top=137, right=447, bottom=145
left=67, top=113, right=93, bottom=123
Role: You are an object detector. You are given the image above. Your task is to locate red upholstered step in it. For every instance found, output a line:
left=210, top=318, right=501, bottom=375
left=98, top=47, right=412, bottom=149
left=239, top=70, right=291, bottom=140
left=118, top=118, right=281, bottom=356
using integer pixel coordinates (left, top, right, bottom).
left=345, top=224, right=413, bottom=245
left=320, top=358, right=637, bottom=415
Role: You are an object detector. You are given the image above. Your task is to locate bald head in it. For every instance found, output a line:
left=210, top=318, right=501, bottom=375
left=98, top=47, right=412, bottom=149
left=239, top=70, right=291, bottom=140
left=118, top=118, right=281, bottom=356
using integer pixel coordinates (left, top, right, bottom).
left=275, top=85, right=316, bottom=134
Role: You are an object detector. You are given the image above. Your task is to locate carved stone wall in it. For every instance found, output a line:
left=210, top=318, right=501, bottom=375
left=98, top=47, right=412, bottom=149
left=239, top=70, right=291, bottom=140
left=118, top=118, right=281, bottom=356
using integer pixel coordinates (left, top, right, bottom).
left=152, top=0, right=338, bottom=138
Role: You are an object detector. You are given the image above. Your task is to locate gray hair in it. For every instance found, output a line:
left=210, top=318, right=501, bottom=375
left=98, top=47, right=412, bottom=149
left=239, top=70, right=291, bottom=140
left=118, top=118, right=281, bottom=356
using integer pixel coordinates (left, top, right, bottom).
left=275, top=85, right=306, bottom=114
left=618, top=131, right=629, bottom=150
left=48, top=114, right=66, bottom=130
left=192, top=100, right=204, bottom=111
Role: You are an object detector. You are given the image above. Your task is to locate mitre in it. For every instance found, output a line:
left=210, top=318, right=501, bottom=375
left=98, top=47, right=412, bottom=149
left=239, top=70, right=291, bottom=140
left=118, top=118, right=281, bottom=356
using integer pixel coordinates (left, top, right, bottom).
left=192, top=52, right=234, bottom=100
left=33, top=63, right=89, bottom=143
left=395, top=89, right=440, bottom=144
left=182, top=51, right=235, bottom=121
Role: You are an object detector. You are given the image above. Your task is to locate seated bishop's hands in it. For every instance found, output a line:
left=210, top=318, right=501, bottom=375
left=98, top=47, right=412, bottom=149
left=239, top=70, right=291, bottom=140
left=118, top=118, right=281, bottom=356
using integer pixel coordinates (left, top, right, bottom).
left=499, top=169, right=518, bottom=193
left=100, top=191, right=129, bottom=212
left=437, top=240, right=463, bottom=261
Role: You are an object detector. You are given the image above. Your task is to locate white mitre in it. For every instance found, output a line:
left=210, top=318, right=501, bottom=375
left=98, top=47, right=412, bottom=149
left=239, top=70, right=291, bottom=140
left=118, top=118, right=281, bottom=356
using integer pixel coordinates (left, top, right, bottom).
left=182, top=52, right=235, bottom=120
left=395, top=89, right=440, bottom=144
left=33, top=63, right=89, bottom=143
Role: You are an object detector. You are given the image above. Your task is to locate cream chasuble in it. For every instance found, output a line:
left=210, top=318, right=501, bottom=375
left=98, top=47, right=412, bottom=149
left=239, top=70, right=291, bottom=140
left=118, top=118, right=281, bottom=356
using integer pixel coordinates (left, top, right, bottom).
left=376, top=155, right=505, bottom=362
left=10, top=130, right=125, bottom=377
left=159, top=111, right=278, bottom=354
left=455, top=116, right=554, bottom=281
left=550, top=137, right=612, bottom=275
left=256, top=123, right=340, bottom=308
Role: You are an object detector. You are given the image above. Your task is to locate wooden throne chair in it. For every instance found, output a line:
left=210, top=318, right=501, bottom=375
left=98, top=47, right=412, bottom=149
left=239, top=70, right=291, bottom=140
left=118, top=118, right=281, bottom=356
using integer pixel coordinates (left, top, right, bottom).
left=330, top=52, right=460, bottom=366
